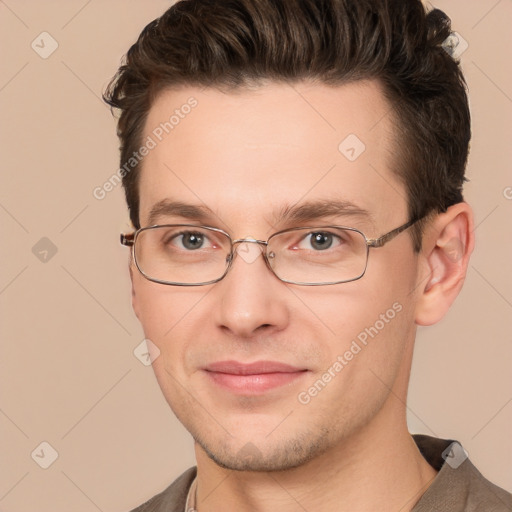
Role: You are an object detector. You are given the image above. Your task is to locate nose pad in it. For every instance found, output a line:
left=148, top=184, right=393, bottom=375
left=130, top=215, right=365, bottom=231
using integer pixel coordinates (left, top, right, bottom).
left=235, top=239, right=264, bottom=264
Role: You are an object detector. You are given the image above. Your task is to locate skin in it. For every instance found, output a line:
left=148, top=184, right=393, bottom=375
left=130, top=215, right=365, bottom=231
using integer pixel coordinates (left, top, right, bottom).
left=129, top=80, right=474, bottom=511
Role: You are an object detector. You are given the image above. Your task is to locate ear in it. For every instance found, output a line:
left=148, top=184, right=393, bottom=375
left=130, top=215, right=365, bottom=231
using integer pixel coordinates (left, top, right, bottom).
left=129, top=260, right=142, bottom=321
left=414, top=202, right=475, bottom=326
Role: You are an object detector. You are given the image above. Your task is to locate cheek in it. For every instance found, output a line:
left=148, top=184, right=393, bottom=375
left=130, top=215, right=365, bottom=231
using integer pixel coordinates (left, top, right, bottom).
left=294, top=252, right=417, bottom=377
left=133, top=272, right=196, bottom=334
left=132, top=280, right=170, bottom=338
left=292, top=275, right=409, bottom=343
left=132, top=274, right=207, bottom=370
left=133, top=278, right=205, bottom=397
left=294, top=290, right=414, bottom=421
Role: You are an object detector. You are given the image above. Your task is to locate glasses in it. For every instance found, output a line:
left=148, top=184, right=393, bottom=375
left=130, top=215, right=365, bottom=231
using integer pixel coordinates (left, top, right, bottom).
left=120, top=218, right=421, bottom=286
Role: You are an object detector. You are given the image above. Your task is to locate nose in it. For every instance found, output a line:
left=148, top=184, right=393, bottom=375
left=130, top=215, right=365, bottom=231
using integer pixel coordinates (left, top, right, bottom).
left=212, top=240, right=290, bottom=338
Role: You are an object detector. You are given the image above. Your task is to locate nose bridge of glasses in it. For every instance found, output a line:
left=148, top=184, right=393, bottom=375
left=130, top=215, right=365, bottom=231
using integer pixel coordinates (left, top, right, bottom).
left=231, top=238, right=269, bottom=265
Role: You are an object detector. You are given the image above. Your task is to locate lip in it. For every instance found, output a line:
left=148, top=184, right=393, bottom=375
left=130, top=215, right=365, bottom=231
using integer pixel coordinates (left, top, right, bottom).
left=203, top=360, right=309, bottom=394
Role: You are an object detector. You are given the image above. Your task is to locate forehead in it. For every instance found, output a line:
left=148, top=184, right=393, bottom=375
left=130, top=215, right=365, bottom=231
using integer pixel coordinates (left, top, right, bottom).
left=138, top=80, right=407, bottom=232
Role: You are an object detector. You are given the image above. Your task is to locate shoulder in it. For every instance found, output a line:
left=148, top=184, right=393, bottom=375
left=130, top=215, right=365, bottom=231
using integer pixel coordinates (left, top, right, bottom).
left=412, top=435, right=512, bottom=512
left=455, top=462, right=512, bottom=511
left=129, top=467, right=197, bottom=512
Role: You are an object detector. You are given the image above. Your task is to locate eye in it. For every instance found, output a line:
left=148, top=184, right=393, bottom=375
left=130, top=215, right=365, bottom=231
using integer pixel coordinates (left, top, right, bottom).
left=166, top=230, right=213, bottom=251
left=180, top=231, right=206, bottom=250
left=298, top=231, right=342, bottom=251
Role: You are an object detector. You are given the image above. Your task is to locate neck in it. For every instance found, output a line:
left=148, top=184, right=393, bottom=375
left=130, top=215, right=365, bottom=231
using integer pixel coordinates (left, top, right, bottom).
left=193, top=402, right=437, bottom=512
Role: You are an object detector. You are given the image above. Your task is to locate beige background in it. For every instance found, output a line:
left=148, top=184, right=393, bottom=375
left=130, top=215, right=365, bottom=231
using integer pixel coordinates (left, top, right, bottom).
left=0, top=1, right=511, bottom=510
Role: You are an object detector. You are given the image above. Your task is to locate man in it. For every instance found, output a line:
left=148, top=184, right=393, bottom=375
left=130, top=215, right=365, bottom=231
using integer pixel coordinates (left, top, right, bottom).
left=104, top=0, right=512, bottom=510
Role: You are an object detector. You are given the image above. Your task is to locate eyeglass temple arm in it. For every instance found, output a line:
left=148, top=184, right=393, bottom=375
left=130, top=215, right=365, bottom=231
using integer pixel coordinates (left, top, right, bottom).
left=120, top=233, right=135, bottom=246
left=366, top=218, right=420, bottom=248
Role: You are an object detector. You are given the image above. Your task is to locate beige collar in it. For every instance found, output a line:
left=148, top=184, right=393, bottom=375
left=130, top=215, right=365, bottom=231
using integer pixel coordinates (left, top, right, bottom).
left=184, top=475, right=197, bottom=512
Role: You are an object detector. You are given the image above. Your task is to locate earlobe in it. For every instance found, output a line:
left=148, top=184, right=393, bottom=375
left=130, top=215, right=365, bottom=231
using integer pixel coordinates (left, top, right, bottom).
left=415, top=203, right=475, bottom=326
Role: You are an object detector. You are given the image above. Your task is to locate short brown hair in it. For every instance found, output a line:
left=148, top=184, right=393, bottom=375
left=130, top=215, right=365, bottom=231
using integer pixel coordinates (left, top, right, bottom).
left=104, top=0, right=470, bottom=250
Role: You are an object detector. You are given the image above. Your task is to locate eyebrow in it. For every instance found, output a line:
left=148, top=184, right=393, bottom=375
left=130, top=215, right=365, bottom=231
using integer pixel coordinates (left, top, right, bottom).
left=147, top=200, right=215, bottom=226
left=146, top=198, right=374, bottom=228
left=276, top=199, right=374, bottom=225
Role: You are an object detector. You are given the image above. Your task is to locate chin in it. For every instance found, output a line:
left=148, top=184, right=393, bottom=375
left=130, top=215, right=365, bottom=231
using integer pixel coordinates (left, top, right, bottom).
left=194, top=428, right=332, bottom=472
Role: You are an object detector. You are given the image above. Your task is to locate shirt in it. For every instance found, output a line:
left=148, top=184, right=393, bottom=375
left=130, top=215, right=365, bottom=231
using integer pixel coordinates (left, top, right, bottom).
left=129, top=435, right=512, bottom=511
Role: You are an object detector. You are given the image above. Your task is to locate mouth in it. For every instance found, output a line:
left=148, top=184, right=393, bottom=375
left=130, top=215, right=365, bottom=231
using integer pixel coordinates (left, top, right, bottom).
left=202, top=360, right=309, bottom=394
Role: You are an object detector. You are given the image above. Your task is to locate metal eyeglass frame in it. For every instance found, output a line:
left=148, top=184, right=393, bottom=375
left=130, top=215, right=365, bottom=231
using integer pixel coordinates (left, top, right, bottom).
left=120, top=217, right=422, bottom=286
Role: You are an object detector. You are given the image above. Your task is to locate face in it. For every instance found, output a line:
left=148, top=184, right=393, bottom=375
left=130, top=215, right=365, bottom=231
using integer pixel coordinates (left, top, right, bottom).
left=131, top=80, right=422, bottom=471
